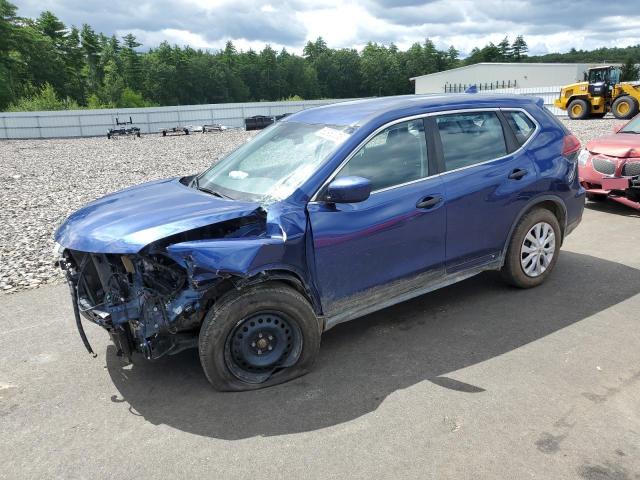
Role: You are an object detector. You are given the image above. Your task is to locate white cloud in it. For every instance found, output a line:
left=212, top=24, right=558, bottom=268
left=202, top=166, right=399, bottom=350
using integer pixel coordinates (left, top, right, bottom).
left=12, top=0, right=640, bottom=55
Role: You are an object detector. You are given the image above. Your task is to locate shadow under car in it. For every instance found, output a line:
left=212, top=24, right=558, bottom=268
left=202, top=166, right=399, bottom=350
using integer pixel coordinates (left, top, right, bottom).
left=106, top=251, right=640, bottom=439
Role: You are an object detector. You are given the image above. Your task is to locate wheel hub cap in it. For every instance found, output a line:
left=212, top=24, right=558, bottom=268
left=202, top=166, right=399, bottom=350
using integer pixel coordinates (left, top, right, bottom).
left=520, top=222, right=556, bottom=278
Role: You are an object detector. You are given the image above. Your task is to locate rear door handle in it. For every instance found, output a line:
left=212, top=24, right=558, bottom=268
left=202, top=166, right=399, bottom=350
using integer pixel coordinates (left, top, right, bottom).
left=416, top=196, right=442, bottom=209
left=508, top=168, right=528, bottom=180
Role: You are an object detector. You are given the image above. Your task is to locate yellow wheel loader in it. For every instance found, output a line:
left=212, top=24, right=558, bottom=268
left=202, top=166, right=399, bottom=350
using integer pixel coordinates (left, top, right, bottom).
left=554, top=65, right=640, bottom=120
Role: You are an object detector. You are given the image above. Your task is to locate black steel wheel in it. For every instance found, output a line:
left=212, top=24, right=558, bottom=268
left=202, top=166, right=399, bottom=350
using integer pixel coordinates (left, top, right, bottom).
left=199, top=282, right=321, bottom=391
left=224, top=311, right=302, bottom=384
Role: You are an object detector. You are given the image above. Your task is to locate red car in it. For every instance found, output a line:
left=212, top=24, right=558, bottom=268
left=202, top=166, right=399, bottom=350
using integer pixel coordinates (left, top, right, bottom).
left=579, top=115, right=640, bottom=210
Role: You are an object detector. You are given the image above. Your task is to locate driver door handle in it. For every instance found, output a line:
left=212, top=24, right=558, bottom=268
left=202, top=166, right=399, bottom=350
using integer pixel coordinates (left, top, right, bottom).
left=416, top=196, right=442, bottom=209
left=508, top=168, right=528, bottom=180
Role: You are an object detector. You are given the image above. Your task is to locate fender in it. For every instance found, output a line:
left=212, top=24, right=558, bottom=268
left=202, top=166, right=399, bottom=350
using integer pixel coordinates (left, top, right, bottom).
left=165, top=237, right=324, bottom=315
left=500, top=194, right=568, bottom=265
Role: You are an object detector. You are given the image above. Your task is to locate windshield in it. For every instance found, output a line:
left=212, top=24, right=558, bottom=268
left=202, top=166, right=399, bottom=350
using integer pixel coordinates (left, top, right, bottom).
left=620, top=117, right=640, bottom=134
left=196, top=121, right=355, bottom=203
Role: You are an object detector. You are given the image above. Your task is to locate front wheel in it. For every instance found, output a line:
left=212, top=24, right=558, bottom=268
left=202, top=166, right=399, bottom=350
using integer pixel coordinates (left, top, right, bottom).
left=501, top=208, right=561, bottom=288
left=567, top=99, right=590, bottom=120
left=199, top=282, right=321, bottom=391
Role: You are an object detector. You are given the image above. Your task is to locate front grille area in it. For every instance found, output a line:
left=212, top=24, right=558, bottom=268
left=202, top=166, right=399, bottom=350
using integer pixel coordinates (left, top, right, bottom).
left=622, top=161, right=640, bottom=177
left=592, top=157, right=616, bottom=175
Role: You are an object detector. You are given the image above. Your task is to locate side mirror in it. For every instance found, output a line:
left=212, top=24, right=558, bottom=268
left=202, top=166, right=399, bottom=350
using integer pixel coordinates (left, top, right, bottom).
left=613, top=123, right=625, bottom=133
left=326, top=176, right=371, bottom=204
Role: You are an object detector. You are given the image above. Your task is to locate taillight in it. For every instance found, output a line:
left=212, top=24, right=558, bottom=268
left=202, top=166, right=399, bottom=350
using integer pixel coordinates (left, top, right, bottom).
left=562, top=134, right=581, bottom=158
left=563, top=134, right=581, bottom=183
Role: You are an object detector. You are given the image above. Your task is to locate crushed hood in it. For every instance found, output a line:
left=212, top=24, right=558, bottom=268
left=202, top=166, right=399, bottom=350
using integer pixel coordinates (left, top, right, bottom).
left=587, top=134, right=640, bottom=158
left=54, top=178, right=262, bottom=253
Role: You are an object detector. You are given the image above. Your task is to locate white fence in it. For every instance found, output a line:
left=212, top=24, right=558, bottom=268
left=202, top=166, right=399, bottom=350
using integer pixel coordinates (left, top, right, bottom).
left=490, top=86, right=564, bottom=115
left=0, top=99, right=357, bottom=139
left=0, top=88, right=566, bottom=140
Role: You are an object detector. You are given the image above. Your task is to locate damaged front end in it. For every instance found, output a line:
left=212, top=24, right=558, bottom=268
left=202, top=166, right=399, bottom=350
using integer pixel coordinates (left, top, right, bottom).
left=55, top=195, right=289, bottom=362
left=60, top=249, right=203, bottom=360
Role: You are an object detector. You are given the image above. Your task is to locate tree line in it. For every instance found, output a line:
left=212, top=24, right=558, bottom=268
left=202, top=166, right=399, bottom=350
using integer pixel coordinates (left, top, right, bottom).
left=1, top=0, right=639, bottom=111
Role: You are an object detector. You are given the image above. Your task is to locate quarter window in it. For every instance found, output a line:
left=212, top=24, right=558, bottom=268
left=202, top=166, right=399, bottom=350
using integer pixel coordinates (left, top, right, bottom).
left=335, top=120, right=429, bottom=191
left=504, top=111, right=536, bottom=145
left=436, top=112, right=507, bottom=171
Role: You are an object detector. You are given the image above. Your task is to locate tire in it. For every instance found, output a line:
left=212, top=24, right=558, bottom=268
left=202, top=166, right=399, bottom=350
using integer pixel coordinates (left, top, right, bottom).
left=612, top=96, right=639, bottom=120
left=162, top=130, right=166, bottom=137
left=567, top=99, right=590, bottom=120
left=184, top=128, right=189, bottom=135
left=199, top=282, right=321, bottom=391
left=501, top=208, right=561, bottom=289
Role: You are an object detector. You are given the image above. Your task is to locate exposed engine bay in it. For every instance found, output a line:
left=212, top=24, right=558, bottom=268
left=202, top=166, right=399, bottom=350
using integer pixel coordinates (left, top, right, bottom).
left=57, top=209, right=278, bottom=361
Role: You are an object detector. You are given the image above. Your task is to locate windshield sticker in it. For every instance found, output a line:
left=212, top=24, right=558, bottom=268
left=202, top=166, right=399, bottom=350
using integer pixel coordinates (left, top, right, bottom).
left=315, top=127, right=350, bottom=144
left=228, top=170, right=249, bottom=179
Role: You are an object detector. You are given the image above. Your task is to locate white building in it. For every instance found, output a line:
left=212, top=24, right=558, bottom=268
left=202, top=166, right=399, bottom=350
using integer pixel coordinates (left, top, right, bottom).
left=411, top=63, right=598, bottom=94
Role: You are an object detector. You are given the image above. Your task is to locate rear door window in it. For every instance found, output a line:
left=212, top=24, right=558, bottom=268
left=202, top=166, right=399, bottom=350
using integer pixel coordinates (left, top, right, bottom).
left=436, top=112, right=507, bottom=171
left=504, top=111, right=537, bottom=146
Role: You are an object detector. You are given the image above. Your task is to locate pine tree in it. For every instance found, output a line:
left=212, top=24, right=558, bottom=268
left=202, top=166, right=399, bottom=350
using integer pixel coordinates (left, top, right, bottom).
left=621, top=57, right=639, bottom=82
left=36, top=11, right=66, bottom=43
left=498, top=36, right=511, bottom=60
left=511, top=36, right=528, bottom=61
left=0, top=0, right=19, bottom=108
left=120, top=33, right=142, bottom=88
left=81, top=24, right=101, bottom=93
left=447, top=46, right=459, bottom=68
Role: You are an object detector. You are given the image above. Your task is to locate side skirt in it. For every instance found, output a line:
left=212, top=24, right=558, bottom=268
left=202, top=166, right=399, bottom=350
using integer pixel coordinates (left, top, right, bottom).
left=324, top=259, right=502, bottom=330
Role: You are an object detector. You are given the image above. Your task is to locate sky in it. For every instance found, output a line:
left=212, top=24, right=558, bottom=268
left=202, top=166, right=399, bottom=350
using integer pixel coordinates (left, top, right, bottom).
left=12, top=0, right=640, bottom=56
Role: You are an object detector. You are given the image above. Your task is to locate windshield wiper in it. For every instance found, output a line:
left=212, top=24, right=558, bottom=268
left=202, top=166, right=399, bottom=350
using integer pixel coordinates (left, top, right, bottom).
left=198, top=184, right=231, bottom=199
left=191, top=175, right=230, bottom=199
left=200, top=187, right=229, bottom=199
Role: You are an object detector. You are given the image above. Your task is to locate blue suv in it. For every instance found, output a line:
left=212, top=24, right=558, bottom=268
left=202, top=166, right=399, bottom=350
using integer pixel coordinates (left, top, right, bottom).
left=54, top=95, right=585, bottom=390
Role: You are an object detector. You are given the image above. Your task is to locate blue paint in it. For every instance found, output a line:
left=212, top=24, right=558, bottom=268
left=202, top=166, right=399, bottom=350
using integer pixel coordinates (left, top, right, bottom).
left=55, top=178, right=261, bottom=253
left=56, top=94, right=584, bottom=342
left=326, top=176, right=372, bottom=204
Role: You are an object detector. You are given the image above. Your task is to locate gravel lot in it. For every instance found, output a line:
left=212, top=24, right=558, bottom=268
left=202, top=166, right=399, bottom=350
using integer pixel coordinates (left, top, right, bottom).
left=0, top=117, right=618, bottom=294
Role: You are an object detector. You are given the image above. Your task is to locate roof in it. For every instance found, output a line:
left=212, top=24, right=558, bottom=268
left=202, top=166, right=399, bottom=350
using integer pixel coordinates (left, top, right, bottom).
left=409, top=62, right=589, bottom=81
left=285, top=94, right=541, bottom=127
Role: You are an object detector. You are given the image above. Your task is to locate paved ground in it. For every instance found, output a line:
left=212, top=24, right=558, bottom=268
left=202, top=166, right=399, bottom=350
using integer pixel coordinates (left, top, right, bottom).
left=1, top=199, right=639, bottom=480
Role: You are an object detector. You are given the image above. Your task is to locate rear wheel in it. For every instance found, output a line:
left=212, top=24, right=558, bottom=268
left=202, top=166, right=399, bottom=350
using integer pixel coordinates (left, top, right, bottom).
left=199, top=282, right=321, bottom=391
left=501, top=208, right=561, bottom=288
left=612, top=96, right=639, bottom=120
left=567, top=99, right=590, bottom=120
